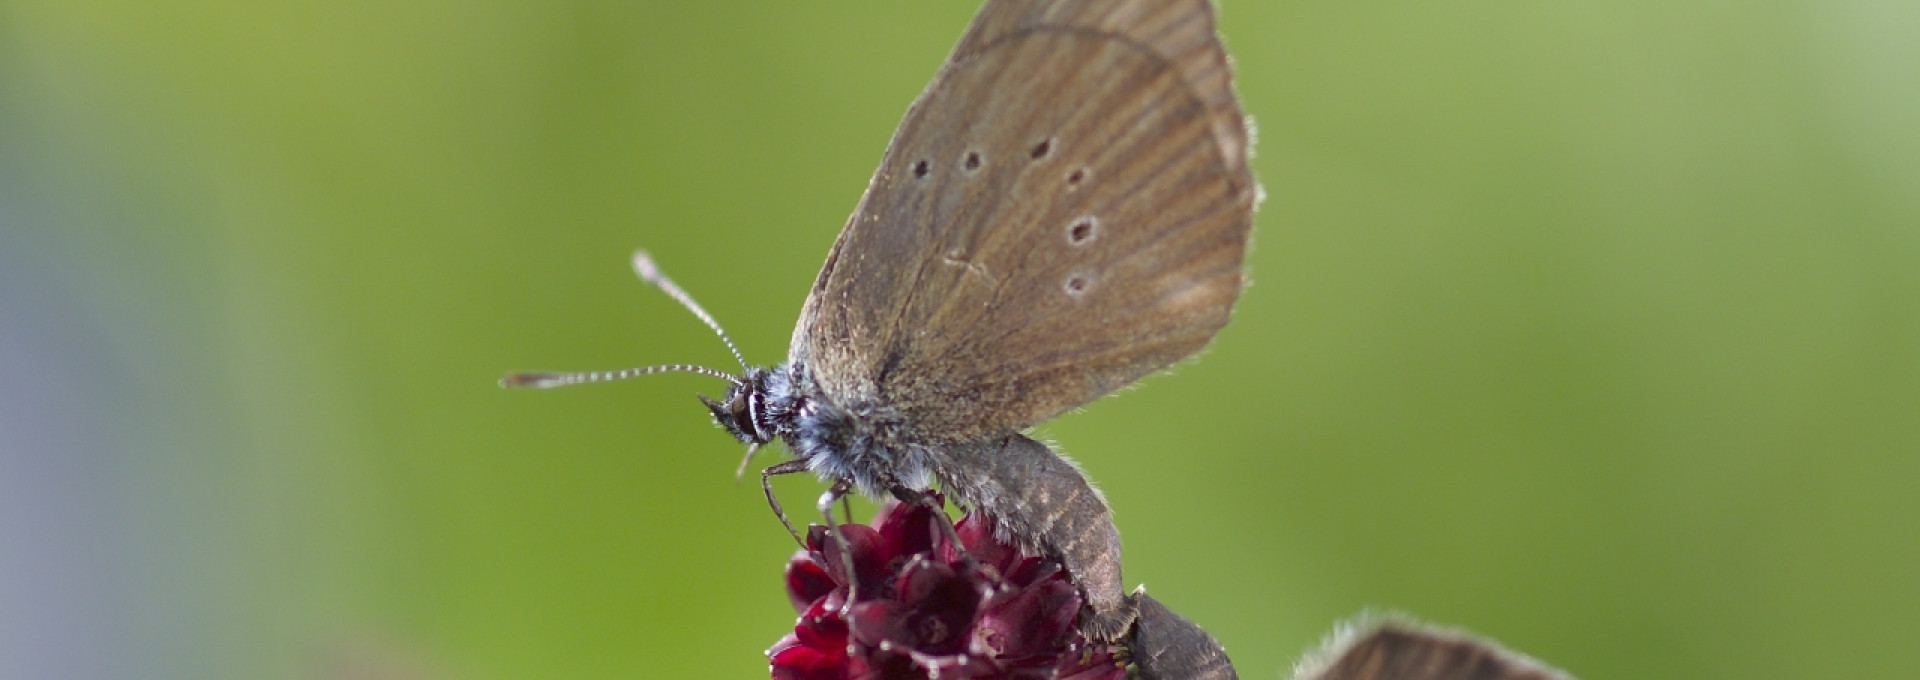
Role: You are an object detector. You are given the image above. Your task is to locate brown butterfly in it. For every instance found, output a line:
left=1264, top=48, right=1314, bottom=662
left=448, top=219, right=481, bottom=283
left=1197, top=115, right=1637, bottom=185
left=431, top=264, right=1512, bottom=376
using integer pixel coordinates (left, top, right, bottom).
left=1126, top=607, right=1577, bottom=680
left=505, top=0, right=1256, bottom=643
left=1289, top=618, right=1577, bottom=680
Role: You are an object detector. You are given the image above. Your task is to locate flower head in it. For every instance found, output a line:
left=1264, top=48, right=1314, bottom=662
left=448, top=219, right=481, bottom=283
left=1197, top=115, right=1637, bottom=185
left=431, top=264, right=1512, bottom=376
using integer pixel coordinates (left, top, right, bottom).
left=768, top=495, right=1127, bottom=680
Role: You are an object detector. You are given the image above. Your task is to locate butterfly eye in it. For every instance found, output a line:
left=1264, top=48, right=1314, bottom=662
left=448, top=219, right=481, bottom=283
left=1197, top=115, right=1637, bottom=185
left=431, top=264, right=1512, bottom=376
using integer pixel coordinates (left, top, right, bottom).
left=724, top=390, right=750, bottom=424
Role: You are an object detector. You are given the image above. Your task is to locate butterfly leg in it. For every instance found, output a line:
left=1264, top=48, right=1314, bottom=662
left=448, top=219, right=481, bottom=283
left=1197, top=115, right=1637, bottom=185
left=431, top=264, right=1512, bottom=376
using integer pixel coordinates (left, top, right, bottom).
left=815, top=478, right=859, bottom=604
left=761, top=459, right=810, bottom=548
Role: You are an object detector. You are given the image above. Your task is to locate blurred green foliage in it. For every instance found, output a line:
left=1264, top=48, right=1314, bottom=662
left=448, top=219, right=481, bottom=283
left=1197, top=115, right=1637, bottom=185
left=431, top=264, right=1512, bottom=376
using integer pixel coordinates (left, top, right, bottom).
left=3, top=1, right=1916, bottom=679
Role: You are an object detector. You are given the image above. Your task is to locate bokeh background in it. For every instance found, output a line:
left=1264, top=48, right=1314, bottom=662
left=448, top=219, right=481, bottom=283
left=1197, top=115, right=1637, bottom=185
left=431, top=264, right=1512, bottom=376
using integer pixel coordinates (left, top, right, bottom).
left=4, top=2, right=1916, bottom=679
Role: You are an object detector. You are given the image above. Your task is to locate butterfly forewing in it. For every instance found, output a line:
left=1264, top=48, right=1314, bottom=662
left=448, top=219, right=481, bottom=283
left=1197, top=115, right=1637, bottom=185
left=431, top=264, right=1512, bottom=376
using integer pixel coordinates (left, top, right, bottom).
left=955, top=0, right=1251, bottom=167
left=794, top=0, right=1257, bottom=443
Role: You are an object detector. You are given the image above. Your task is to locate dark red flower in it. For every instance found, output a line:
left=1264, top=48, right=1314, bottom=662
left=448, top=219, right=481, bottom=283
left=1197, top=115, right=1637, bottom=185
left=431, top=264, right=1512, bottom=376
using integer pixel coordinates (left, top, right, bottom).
left=768, top=495, right=1128, bottom=680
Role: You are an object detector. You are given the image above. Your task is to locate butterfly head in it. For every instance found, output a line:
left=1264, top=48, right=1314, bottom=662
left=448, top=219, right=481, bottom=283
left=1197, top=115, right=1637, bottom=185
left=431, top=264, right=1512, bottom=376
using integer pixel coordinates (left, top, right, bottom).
left=701, top=367, right=775, bottom=445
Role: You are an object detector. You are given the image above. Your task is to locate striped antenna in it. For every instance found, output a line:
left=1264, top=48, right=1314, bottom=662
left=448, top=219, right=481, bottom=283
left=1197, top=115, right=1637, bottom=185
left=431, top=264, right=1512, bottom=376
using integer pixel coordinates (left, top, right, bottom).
left=631, top=250, right=750, bottom=372
left=500, top=364, right=739, bottom=389
left=500, top=251, right=751, bottom=390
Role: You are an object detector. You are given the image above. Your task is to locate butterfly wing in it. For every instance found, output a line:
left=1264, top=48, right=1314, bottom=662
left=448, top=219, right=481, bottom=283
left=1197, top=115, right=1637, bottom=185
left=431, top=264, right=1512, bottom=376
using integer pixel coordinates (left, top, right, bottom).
left=1128, top=589, right=1239, bottom=680
left=792, top=0, right=1258, bottom=443
left=1292, top=621, right=1575, bottom=680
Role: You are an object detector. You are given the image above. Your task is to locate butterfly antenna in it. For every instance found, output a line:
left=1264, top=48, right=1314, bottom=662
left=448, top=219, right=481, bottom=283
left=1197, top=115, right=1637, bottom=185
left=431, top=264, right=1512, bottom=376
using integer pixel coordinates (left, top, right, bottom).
left=501, top=364, right=740, bottom=389
left=632, top=250, right=750, bottom=372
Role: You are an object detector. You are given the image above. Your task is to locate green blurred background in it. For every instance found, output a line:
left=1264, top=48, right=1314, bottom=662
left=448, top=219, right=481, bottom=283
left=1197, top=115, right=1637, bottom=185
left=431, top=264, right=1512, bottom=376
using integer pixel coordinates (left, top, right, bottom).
left=4, top=1, right=1916, bottom=678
